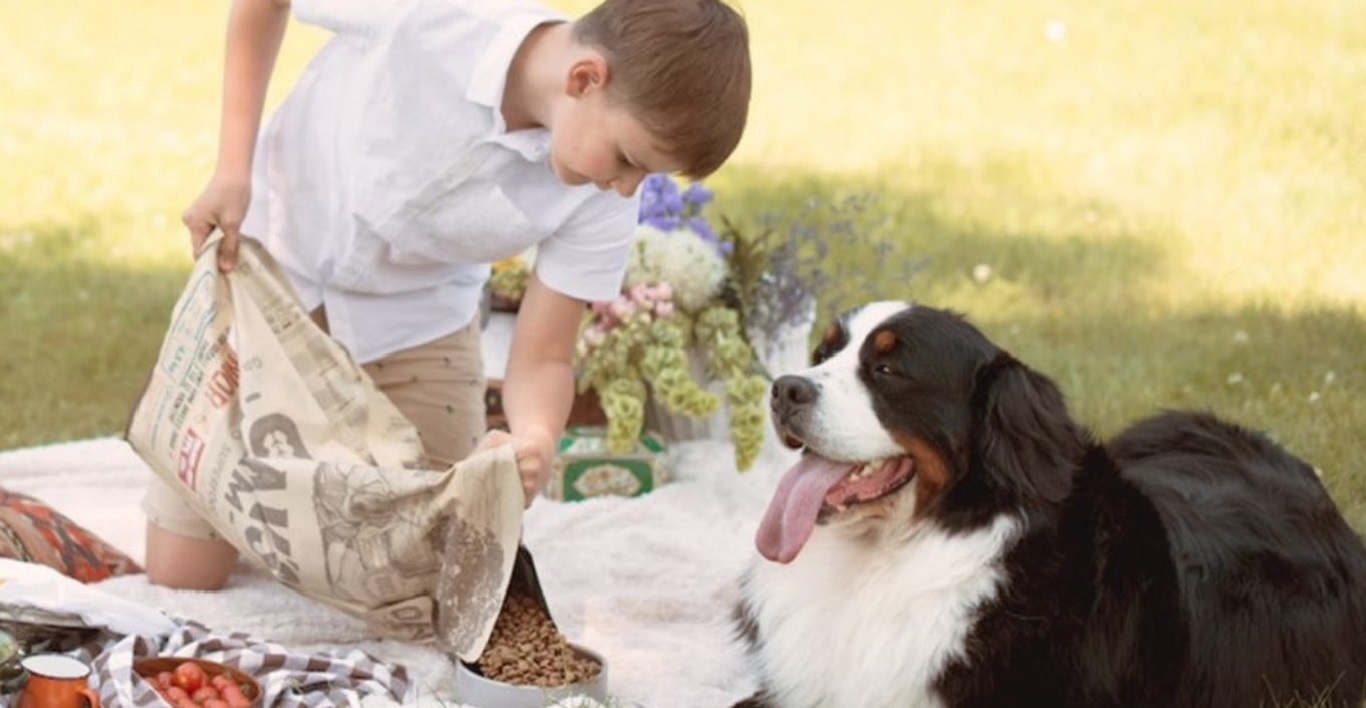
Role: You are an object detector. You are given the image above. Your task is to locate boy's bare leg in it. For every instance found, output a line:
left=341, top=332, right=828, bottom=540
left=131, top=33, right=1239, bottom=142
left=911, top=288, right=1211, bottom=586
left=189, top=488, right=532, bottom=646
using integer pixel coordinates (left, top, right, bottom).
left=144, top=522, right=239, bottom=590
left=143, top=472, right=238, bottom=589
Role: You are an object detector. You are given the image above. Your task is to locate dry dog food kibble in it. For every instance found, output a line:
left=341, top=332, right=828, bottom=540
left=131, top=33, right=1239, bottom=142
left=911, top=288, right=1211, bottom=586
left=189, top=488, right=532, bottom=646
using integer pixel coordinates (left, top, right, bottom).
left=474, top=591, right=600, bottom=686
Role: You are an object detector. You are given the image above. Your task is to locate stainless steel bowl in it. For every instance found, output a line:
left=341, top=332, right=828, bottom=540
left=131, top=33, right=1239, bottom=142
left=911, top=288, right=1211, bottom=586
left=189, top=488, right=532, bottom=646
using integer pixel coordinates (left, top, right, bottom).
left=454, top=643, right=608, bottom=708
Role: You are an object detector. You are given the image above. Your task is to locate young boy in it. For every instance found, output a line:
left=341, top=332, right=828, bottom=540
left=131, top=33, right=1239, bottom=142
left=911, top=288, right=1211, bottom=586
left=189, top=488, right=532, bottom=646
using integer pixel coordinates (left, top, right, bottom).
left=145, top=0, right=751, bottom=590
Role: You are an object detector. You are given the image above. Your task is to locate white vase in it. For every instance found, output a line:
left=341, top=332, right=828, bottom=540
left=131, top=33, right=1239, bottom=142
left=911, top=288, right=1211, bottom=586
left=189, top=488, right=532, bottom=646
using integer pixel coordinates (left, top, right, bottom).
left=747, top=304, right=816, bottom=380
left=748, top=307, right=817, bottom=478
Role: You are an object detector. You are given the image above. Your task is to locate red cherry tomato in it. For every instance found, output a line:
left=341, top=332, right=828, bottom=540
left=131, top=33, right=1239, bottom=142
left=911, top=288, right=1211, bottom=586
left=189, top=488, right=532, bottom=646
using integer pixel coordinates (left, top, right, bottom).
left=221, top=682, right=253, bottom=708
left=172, top=661, right=206, bottom=693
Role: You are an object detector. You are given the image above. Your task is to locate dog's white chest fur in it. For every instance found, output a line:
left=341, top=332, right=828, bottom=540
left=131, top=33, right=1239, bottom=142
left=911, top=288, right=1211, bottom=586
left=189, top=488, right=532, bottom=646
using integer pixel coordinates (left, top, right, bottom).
left=744, top=517, right=1018, bottom=708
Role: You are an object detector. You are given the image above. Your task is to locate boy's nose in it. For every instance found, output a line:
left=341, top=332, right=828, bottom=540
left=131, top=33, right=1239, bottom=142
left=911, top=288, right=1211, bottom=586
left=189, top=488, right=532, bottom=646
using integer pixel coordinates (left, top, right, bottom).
left=613, top=171, right=645, bottom=197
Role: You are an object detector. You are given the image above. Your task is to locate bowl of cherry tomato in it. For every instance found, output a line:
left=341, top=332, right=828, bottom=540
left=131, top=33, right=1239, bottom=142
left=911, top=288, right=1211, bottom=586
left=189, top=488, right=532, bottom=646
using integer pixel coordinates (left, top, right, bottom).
left=134, top=657, right=261, bottom=708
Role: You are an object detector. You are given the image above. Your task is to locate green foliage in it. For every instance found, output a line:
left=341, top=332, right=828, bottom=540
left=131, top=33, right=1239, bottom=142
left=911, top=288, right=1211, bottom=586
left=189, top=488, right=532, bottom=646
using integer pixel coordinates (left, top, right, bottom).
left=585, top=174, right=773, bottom=471
left=718, top=192, right=922, bottom=346
left=2, top=0, right=1364, bottom=535
left=575, top=298, right=765, bottom=471
left=692, top=307, right=766, bottom=471
left=488, top=256, right=531, bottom=305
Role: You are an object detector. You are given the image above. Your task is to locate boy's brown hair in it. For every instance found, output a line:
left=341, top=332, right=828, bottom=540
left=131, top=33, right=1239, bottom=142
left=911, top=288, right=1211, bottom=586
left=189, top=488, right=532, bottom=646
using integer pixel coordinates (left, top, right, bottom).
left=573, top=0, right=751, bottom=180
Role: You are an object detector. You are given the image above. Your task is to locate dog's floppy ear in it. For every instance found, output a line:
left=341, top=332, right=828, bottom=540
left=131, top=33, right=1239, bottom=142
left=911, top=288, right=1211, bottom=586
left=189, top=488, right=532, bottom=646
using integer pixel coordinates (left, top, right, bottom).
left=969, top=352, right=1082, bottom=507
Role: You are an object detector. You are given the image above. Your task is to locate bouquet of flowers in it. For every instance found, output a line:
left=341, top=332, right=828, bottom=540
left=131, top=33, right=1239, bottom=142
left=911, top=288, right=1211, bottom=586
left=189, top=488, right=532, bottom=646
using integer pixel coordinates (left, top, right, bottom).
left=488, top=175, right=916, bottom=473
left=575, top=177, right=768, bottom=471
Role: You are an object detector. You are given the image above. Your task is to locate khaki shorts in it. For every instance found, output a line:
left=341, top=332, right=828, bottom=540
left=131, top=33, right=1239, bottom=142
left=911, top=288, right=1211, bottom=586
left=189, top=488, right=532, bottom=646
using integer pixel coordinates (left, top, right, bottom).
left=142, top=311, right=488, bottom=541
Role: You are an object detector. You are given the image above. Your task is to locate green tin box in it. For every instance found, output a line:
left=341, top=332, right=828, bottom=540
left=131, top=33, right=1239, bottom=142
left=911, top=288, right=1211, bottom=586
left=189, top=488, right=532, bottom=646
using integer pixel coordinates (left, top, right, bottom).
left=547, top=427, right=670, bottom=502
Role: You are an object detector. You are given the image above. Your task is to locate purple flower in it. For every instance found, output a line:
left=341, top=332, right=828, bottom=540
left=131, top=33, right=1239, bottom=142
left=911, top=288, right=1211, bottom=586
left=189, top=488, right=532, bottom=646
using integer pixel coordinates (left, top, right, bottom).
left=639, top=174, right=683, bottom=225
left=638, top=174, right=726, bottom=257
left=686, top=216, right=716, bottom=243
left=687, top=216, right=733, bottom=254
left=643, top=215, right=682, bottom=233
left=681, top=183, right=714, bottom=207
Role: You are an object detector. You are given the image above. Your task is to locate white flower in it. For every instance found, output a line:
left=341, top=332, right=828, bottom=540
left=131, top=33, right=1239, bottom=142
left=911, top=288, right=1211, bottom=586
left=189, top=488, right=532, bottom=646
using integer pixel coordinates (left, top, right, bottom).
left=625, top=224, right=727, bottom=312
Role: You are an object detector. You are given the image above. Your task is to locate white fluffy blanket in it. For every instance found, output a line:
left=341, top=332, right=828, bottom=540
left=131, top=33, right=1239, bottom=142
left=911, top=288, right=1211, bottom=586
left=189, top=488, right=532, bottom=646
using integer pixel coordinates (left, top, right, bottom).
left=0, top=437, right=792, bottom=707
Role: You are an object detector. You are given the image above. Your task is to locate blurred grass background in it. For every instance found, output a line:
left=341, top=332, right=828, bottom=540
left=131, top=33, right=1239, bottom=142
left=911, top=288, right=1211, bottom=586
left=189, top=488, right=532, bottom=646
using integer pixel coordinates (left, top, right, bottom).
left=1, top=0, right=1362, bottom=531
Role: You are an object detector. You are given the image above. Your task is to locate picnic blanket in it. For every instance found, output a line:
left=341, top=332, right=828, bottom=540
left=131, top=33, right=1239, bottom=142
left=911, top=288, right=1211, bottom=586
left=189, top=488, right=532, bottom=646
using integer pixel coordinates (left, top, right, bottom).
left=0, top=436, right=790, bottom=707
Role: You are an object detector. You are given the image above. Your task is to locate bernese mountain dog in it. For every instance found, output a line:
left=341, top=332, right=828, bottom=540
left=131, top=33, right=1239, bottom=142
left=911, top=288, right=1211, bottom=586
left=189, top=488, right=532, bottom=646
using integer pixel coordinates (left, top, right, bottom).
left=733, top=301, right=1366, bottom=708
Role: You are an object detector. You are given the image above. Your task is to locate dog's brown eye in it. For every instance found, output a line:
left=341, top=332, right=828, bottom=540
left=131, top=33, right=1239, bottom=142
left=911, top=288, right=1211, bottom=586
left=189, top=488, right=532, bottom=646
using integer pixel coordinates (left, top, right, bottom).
left=874, top=364, right=895, bottom=376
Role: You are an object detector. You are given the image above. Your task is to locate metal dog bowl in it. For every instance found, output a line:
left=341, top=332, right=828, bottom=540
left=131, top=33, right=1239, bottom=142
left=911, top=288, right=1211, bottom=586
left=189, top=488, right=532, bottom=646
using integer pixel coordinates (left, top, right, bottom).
left=455, top=643, right=607, bottom=708
left=454, top=546, right=608, bottom=706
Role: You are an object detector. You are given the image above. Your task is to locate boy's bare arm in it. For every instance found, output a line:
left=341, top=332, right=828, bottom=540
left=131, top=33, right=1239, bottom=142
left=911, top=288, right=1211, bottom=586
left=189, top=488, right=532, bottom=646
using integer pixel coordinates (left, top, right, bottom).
left=183, top=0, right=291, bottom=272
left=493, top=274, right=585, bottom=505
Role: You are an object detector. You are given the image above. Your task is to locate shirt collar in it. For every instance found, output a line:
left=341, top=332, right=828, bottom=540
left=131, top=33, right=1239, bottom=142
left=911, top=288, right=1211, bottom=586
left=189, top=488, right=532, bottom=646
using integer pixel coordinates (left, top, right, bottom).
left=467, top=9, right=564, bottom=162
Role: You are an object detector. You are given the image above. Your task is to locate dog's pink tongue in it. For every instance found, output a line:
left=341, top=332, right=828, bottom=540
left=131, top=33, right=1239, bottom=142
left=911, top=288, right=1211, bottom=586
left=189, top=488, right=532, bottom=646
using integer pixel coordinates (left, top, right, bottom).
left=756, top=454, right=851, bottom=563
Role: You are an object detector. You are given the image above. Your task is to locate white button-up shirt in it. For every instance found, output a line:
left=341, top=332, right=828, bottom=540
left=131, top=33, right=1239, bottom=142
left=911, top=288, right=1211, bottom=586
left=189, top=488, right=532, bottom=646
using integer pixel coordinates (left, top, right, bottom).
left=240, top=0, right=640, bottom=364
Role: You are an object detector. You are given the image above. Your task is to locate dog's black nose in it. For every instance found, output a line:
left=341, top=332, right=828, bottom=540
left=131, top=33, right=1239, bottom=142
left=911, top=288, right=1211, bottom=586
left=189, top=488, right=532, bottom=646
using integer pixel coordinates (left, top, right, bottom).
left=771, top=375, right=818, bottom=415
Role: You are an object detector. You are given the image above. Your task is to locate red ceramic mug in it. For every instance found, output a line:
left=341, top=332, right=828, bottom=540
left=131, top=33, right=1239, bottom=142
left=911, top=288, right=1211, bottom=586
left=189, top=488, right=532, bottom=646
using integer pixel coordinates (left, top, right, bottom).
left=16, top=654, right=101, bottom=708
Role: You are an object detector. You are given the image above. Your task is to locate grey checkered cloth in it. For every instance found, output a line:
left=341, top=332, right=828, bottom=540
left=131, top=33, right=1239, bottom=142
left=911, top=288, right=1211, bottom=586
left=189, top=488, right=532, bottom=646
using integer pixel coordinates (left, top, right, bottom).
left=1, top=620, right=415, bottom=707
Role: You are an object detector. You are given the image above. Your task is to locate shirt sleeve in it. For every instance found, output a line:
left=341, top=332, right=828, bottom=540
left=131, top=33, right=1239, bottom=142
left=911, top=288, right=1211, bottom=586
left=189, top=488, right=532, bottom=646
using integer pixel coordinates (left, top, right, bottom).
left=534, top=192, right=642, bottom=304
left=292, top=0, right=387, bottom=40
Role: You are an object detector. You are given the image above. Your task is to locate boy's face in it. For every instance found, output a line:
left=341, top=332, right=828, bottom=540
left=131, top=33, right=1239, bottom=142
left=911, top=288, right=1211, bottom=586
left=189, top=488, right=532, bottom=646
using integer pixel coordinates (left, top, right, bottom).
left=550, top=58, right=680, bottom=197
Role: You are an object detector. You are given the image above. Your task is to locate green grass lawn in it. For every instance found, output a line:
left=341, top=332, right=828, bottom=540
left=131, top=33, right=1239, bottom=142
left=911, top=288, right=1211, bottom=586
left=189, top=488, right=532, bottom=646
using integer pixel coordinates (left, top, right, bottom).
left=2, top=0, right=1363, bottom=532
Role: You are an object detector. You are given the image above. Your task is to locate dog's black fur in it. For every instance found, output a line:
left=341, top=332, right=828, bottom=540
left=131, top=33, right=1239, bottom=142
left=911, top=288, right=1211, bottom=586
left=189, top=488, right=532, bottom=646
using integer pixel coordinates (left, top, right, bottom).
left=734, top=303, right=1366, bottom=708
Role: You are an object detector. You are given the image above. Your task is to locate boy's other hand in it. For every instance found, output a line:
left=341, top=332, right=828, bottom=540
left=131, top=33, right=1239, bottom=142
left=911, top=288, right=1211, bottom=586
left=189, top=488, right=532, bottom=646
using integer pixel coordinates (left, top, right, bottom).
left=183, top=174, right=251, bottom=272
left=475, top=429, right=556, bottom=508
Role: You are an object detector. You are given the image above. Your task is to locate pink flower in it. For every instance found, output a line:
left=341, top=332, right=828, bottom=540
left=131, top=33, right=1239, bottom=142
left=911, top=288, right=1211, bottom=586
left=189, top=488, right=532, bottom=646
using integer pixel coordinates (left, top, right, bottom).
left=610, top=299, right=638, bottom=320
left=628, top=283, right=653, bottom=304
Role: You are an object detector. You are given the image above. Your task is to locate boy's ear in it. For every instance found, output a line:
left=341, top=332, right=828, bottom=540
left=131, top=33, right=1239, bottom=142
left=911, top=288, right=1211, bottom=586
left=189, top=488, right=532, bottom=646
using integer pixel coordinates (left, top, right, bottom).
left=565, top=52, right=609, bottom=98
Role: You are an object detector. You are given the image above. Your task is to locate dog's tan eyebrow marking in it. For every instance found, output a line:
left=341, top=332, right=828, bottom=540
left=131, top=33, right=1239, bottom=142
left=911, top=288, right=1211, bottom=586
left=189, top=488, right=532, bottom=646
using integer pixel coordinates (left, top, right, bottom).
left=874, top=330, right=897, bottom=354
left=822, top=324, right=842, bottom=346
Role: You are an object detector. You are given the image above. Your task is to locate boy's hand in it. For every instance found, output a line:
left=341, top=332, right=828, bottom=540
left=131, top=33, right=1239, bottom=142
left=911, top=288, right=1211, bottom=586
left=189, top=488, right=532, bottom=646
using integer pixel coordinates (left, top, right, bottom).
left=475, top=429, right=557, bottom=507
left=183, top=173, right=251, bottom=272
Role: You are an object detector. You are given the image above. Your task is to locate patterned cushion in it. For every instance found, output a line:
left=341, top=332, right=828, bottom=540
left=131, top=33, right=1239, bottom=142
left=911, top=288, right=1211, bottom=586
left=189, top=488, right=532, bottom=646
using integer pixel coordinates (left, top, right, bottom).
left=0, top=488, right=140, bottom=583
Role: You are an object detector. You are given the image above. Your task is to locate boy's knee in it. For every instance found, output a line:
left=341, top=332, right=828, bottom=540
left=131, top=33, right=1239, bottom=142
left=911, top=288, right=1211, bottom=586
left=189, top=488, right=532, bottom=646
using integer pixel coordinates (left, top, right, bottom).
left=144, top=522, right=239, bottom=591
